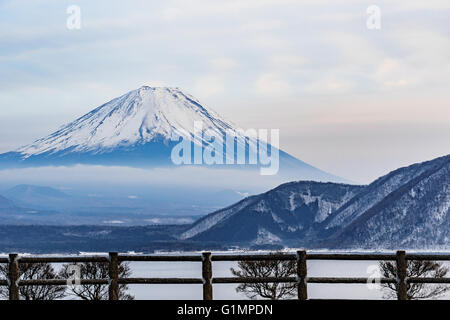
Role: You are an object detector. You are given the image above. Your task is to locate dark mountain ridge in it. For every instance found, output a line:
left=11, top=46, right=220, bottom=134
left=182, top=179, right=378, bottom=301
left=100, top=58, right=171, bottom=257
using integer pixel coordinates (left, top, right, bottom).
left=180, top=154, right=450, bottom=249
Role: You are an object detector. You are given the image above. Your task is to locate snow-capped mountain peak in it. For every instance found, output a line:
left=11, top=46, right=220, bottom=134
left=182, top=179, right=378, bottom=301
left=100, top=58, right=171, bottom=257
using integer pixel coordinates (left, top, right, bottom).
left=18, top=86, right=236, bottom=157
left=0, top=86, right=345, bottom=184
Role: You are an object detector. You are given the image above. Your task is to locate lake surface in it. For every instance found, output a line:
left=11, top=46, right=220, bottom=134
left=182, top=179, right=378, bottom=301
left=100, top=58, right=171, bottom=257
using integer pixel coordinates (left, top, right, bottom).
left=127, top=260, right=388, bottom=300
left=125, top=255, right=450, bottom=300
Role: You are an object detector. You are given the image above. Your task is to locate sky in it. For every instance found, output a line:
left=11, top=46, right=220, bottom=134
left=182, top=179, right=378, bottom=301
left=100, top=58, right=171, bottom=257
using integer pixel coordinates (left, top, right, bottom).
left=0, top=0, right=449, bottom=184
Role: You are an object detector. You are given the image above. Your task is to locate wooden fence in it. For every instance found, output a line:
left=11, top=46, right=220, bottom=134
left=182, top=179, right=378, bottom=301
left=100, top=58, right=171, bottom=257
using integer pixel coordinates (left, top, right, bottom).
left=1, top=251, right=450, bottom=300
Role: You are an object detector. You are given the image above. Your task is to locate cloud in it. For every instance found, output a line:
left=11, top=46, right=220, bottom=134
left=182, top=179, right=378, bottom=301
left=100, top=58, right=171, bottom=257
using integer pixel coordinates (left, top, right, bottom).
left=161, top=7, right=182, bottom=21
left=159, top=0, right=300, bottom=20
left=252, top=53, right=306, bottom=96
left=192, top=57, right=237, bottom=97
left=268, top=54, right=307, bottom=71
left=254, top=73, right=292, bottom=96
left=1, top=0, right=450, bottom=183
left=210, top=57, right=237, bottom=71
left=193, top=75, right=226, bottom=97
left=0, top=165, right=285, bottom=189
left=240, top=20, right=284, bottom=32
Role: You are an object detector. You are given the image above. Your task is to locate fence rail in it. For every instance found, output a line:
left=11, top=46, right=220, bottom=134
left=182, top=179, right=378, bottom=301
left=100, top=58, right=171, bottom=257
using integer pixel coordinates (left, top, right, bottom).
left=1, top=250, right=449, bottom=300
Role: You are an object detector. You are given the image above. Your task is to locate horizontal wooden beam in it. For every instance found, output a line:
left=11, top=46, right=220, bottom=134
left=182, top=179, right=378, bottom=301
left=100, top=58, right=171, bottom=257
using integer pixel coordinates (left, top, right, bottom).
left=19, top=256, right=109, bottom=263
left=3, top=252, right=450, bottom=264
left=408, top=277, right=450, bottom=284
left=19, top=279, right=109, bottom=286
left=118, top=255, right=202, bottom=262
left=118, top=278, right=203, bottom=284
left=307, top=277, right=396, bottom=284
left=406, top=254, right=450, bottom=261
left=213, top=277, right=296, bottom=284
left=306, top=254, right=396, bottom=261
left=213, top=277, right=398, bottom=284
left=211, top=254, right=296, bottom=261
left=211, top=253, right=399, bottom=261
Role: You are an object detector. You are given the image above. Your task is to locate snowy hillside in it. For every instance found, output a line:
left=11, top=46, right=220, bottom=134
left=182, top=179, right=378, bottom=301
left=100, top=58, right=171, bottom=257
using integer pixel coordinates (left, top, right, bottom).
left=327, top=154, right=450, bottom=249
left=180, top=155, right=450, bottom=249
left=180, top=181, right=364, bottom=244
left=323, top=154, right=450, bottom=230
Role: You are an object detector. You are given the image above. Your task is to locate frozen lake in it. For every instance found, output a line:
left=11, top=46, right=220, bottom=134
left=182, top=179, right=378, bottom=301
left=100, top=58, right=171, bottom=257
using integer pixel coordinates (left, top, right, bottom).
left=127, top=259, right=386, bottom=300
left=125, top=259, right=449, bottom=300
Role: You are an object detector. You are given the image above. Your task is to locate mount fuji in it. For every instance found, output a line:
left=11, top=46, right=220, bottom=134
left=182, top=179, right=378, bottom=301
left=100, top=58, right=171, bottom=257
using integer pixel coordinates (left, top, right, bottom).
left=0, top=86, right=343, bottom=183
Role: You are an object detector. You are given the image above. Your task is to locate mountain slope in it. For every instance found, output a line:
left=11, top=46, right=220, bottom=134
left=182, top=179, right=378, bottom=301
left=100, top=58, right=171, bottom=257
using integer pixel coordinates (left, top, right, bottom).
left=323, top=154, right=450, bottom=230
left=5, top=184, right=69, bottom=199
left=17, top=87, right=234, bottom=157
left=3, top=184, right=70, bottom=210
left=0, top=194, right=16, bottom=210
left=180, top=154, right=450, bottom=249
left=179, top=181, right=364, bottom=244
left=0, top=86, right=343, bottom=183
left=325, top=155, right=450, bottom=249
left=0, top=193, right=30, bottom=217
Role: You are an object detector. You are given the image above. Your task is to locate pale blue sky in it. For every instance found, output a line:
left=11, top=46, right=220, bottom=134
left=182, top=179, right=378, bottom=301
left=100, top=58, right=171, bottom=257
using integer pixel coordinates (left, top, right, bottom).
left=1, top=0, right=450, bottom=183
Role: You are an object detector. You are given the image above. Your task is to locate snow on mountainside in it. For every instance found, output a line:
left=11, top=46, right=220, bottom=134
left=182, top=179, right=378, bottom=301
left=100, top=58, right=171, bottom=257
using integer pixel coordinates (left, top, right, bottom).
left=17, top=87, right=234, bottom=157
left=179, top=154, right=450, bottom=248
left=179, top=181, right=364, bottom=244
left=0, top=86, right=344, bottom=183
left=323, top=154, right=450, bottom=230
left=179, top=196, right=259, bottom=240
left=327, top=154, right=450, bottom=249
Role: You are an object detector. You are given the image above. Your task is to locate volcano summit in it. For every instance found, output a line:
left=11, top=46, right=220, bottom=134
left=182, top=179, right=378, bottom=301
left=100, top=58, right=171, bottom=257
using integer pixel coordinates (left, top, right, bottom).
left=0, top=86, right=343, bottom=183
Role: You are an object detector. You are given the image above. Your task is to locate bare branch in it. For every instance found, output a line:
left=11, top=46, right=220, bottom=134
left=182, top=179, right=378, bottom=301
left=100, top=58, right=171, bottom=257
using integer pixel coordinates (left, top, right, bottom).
left=230, top=252, right=297, bottom=300
left=379, top=260, right=449, bottom=300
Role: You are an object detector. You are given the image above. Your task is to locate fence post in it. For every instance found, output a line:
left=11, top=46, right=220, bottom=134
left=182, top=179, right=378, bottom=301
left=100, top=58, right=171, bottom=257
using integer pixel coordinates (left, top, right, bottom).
left=297, top=250, right=308, bottom=300
left=8, top=253, right=19, bottom=300
left=202, top=252, right=213, bottom=300
left=108, top=252, right=119, bottom=300
left=396, top=250, right=408, bottom=300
